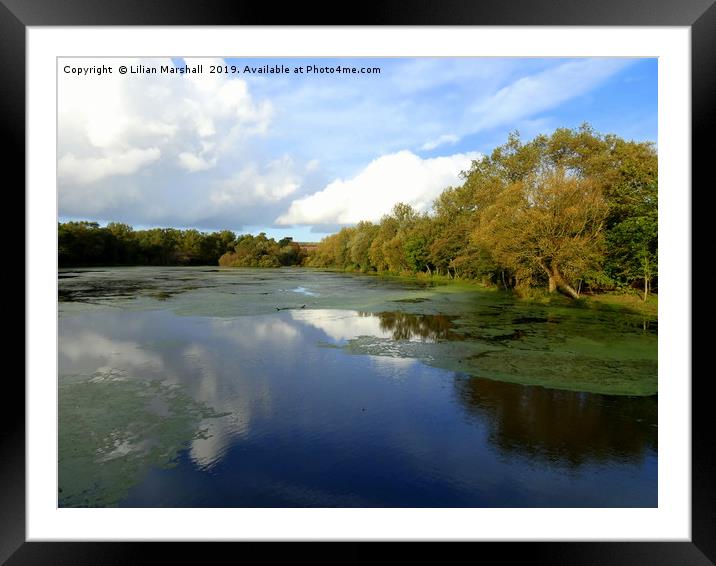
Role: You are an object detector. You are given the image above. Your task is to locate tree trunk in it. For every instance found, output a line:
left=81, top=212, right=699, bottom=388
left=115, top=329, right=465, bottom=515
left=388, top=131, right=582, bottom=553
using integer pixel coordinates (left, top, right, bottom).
left=642, top=249, right=650, bottom=302
left=550, top=266, right=579, bottom=299
left=539, top=259, right=557, bottom=293
left=548, top=274, right=557, bottom=293
left=538, top=259, right=578, bottom=299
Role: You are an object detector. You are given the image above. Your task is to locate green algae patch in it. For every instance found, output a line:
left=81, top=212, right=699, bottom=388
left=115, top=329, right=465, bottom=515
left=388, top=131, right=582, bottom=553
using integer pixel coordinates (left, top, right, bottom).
left=338, top=303, right=657, bottom=396
left=342, top=332, right=656, bottom=396
left=59, top=371, right=229, bottom=507
left=457, top=350, right=657, bottom=395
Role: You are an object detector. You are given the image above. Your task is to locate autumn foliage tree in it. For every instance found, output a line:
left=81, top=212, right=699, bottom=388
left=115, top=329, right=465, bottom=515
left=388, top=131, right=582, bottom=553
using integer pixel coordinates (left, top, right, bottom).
left=307, top=125, right=657, bottom=299
left=472, top=170, right=607, bottom=298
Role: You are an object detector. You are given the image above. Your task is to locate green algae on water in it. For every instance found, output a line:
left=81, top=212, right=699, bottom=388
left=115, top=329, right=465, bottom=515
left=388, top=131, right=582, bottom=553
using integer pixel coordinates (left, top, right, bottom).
left=338, top=304, right=657, bottom=396
left=59, top=268, right=657, bottom=396
left=58, top=371, right=229, bottom=507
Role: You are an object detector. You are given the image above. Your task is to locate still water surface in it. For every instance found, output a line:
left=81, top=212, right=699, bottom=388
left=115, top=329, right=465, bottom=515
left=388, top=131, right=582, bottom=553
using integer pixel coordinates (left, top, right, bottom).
left=58, top=267, right=657, bottom=507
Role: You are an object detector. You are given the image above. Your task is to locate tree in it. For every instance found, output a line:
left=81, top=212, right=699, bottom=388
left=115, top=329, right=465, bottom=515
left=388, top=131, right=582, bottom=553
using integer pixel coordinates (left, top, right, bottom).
left=602, top=146, right=658, bottom=298
left=349, top=221, right=379, bottom=271
left=179, top=229, right=203, bottom=264
left=472, top=169, right=607, bottom=298
left=378, top=203, right=420, bottom=273
left=605, top=205, right=657, bottom=300
left=218, top=232, right=304, bottom=268
left=403, top=219, right=431, bottom=274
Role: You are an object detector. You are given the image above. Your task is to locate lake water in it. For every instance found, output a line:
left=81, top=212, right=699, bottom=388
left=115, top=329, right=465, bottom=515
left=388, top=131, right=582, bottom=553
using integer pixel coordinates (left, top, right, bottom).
left=58, top=267, right=657, bottom=507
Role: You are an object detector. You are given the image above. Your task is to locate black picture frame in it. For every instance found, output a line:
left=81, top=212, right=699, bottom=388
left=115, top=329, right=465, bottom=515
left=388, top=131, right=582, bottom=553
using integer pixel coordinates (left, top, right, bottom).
left=6, top=0, right=710, bottom=563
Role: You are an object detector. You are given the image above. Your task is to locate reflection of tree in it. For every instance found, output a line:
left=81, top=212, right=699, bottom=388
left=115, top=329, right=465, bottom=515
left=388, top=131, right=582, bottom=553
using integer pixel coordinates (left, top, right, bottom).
left=454, top=376, right=657, bottom=468
left=360, top=311, right=460, bottom=341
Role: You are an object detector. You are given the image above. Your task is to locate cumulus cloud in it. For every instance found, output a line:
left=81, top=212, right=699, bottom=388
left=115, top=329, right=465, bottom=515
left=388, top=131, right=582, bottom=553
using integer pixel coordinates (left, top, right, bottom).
left=208, top=155, right=300, bottom=208
left=178, top=152, right=217, bottom=173
left=58, top=57, right=274, bottom=219
left=58, top=147, right=161, bottom=184
left=276, top=150, right=478, bottom=226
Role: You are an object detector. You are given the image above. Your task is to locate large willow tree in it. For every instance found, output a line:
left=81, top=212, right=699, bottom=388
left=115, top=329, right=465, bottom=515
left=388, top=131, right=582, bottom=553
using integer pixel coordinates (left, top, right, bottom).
left=472, top=170, right=607, bottom=298
left=459, top=124, right=656, bottom=298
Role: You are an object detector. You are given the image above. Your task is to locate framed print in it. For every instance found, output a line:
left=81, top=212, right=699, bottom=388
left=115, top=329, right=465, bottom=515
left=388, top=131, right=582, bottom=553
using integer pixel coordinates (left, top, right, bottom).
left=6, top=0, right=711, bottom=562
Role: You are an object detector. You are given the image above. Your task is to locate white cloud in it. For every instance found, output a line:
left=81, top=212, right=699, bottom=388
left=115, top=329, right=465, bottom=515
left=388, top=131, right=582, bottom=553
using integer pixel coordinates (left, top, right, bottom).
left=305, top=159, right=320, bottom=172
left=470, top=59, right=632, bottom=131
left=209, top=155, right=300, bottom=207
left=178, top=151, right=217, bottom=173
left=58, top=147, right=161, bottom=184
left=420, top=134, right=460, bottom=151
left=276, top=150, right=478, bottom=226
left=58, top=57, right=274, bottom=217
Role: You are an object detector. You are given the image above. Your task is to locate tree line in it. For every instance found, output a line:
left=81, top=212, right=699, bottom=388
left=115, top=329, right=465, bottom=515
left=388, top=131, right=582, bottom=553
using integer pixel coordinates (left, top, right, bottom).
left=58, top=222, right=306, bottom=268
left=305, top=125, right=657, bottom=300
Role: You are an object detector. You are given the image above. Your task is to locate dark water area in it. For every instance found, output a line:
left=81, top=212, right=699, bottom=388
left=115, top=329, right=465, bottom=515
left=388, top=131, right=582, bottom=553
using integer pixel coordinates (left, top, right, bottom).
left=58, top=267, right=657, bottom=508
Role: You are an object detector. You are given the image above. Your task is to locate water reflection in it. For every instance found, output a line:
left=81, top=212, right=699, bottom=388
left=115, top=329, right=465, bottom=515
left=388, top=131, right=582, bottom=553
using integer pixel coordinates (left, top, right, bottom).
left=59, top=313, right=305, bottom=471
left=290, top=309, right=387, bottom=342
left=58, top=270, right=657, bottom=507
left=367, top=311, right=460, bottom=342
left=454, top=376, right=657, bottom=468
left=292, top=309, right=460, bottom=343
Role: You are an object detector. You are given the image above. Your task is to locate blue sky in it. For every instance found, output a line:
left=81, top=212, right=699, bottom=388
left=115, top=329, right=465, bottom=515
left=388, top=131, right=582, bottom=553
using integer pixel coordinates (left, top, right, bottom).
left=58, top=57, right=657, bottom=241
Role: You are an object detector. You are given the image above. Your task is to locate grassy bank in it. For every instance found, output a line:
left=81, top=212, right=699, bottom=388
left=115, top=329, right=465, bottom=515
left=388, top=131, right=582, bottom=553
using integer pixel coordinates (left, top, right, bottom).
left=325, top=265, right=658, bottom=319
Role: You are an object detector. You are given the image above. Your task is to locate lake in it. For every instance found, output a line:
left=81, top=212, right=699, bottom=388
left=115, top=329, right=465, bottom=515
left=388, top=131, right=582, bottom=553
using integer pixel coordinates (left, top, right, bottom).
left=58, top=267, right=657, bottom=507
